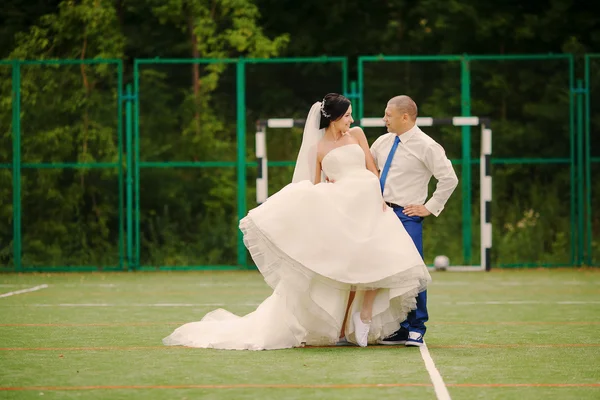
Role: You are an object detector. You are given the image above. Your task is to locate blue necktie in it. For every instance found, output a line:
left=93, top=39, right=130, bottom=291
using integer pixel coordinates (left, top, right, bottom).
left=379, top=135, right=400, bottom=193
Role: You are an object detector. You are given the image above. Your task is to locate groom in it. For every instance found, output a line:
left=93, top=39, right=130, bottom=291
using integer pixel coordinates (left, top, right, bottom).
left=370, top=95, right=458, bottom=347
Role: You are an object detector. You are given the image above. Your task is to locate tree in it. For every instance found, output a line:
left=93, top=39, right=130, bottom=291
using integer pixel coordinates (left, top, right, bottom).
left=126, top=0, right=289, bottom=266
left=1, top=0, right=599, bottom=268
left=0, top=0, right=124, bottom=267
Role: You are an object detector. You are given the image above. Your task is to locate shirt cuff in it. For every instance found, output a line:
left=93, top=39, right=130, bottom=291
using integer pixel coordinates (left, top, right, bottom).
left=424, top=198, right=444, bottom=217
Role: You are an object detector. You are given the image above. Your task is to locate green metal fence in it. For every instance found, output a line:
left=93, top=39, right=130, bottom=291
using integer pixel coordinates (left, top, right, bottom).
left=1, top=59, right=124, bottom=272
left=131, top=58, right=240, bottom=271
left=585, top=54, right=600, bottom=266
left=358, top=54, right=577, bottom=268
left=0, top=54, right=597, bottom=272
left=358, top=55, right=468, bottom=266
left=471, top=55, right=575, bottom=268
left=130, top=57, right=348, bottom=271
left=0, top=61, right=15, bottom=271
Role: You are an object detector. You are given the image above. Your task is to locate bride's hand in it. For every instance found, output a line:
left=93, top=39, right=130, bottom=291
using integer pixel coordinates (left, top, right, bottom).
left=382, top=201, right=388, bottom=212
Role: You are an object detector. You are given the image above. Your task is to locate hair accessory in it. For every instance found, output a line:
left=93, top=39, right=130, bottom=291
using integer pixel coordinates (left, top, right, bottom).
left=320, top=99, right=331, bottom=119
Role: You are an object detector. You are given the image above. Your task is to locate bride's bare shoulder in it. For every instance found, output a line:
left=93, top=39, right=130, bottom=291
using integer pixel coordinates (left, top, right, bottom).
left=348, top=126, right=366, bottom=140
left=347, top=127, right=368, bottom=145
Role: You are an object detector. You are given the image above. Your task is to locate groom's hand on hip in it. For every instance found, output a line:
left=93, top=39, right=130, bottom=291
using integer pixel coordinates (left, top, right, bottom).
left=403, top=205, right=431, bottom=217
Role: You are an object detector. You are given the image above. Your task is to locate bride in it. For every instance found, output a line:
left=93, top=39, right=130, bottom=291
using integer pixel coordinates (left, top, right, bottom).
left=162, top=93, right=431, bottom=350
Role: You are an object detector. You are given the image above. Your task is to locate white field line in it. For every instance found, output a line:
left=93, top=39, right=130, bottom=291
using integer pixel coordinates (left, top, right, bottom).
left=2, top=300, right=598, bottom=308
left=0, top=284, right=49, bottom=298
left=420, top=341, right=451, bottom=400
left=1, top=281, right=596, bottom=289
left=450, top=301, right=600, bottom=305
left=57, top=282, right=269, bottom=288
left=430, top=281, right=600, bottom=286
left=9, top=303, right=262, bottom=307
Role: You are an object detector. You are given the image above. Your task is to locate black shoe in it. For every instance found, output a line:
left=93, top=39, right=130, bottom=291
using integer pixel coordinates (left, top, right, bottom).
left=377, top=327, right=409, bottom=345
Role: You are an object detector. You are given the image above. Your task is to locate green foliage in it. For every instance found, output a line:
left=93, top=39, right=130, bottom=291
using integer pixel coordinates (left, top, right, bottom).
left=0, top=0, right=124, bottom=268
left=150, top=0, right=289, bottom=58
left=133, top=0, right=289, bottom=266
left=1, top=0, right=599, bottom=268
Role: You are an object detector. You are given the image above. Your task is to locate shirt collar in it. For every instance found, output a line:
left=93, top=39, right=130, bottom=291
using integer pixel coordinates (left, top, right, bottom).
left=396, top=123, right=419, bottom=143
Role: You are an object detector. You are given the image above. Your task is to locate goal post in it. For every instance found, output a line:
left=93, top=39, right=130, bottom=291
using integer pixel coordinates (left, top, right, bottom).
left=254, top=116, right=492, bottom=271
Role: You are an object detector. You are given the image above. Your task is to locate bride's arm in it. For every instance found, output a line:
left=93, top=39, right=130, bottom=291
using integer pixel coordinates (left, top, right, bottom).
left=313, top=151, right=323, bottom=184
left=349, top=127, right=379, bottom=177
left=349, top=127, right=387, bottom=212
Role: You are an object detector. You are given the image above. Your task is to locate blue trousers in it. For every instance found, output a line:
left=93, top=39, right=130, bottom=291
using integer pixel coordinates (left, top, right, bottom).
left=393, top=207, right=428, bottom=336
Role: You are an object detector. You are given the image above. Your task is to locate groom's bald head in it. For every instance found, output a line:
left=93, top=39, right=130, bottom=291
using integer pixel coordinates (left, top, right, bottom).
left=384, top=95, right=418, bottom=135
left=387, top=95, right=418, bottom=121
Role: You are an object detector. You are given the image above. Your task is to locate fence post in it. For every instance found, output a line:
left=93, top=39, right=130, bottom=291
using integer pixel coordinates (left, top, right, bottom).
left=568, top=56, right=577, bottom=266
left=133, top=61, right=141, bottom=269
left=357, top=59, right=364, bottom=122
left=461, top=55, right=472, bottom=265
left=583, top=55, right=593, bottom=266
left=341, top=58, right=349, bottom=98
left=125, top=83, right=134, bottom=270
left=236, top=58, right=247, bottom=267
left=117, top=62, right=125, bottom=270
left=11, top=61, right=21, bottom=272
left=345, top=81, right=361, bottom=125
left=576, top=79, right=585, bottom=265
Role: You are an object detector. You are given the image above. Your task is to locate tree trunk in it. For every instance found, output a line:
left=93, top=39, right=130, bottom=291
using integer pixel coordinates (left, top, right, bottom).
left=80, top=31, right=89, bottom=190
left=187, top=14, right=201, bottom=136
left=80, top=30, right=101, bottom=220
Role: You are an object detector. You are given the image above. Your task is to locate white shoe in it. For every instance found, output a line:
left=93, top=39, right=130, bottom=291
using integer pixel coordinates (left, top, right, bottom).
left=352, top=312, right=371, bottom=347
left=405, top=331, right=424, bottom=347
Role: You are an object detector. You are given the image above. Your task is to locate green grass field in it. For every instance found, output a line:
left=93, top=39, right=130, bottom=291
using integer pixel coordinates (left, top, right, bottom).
left=1, top=269, right=599, bottom=399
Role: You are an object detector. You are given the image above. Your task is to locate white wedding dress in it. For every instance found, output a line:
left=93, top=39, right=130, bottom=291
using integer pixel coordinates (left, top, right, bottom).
left=162, top=143, right=431, bottom=350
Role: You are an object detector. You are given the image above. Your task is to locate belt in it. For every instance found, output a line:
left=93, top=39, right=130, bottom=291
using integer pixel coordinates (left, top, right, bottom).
left=385, top=201, right=403, bottom=209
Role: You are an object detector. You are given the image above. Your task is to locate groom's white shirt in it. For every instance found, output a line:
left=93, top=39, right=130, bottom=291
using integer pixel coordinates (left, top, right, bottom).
left=370, top=124, right=458, bottom=217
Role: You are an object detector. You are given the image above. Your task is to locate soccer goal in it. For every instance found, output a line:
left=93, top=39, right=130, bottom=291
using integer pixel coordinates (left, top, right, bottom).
left=254, top=116, right=492, bottom=271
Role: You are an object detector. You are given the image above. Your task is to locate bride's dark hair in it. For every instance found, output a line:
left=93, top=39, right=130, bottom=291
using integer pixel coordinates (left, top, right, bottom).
left=319, top=93, right=351, bottom=130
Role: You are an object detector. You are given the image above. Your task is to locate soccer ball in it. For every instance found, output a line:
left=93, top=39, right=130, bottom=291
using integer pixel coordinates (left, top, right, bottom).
left=433, top=255, right=449, bottom=271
